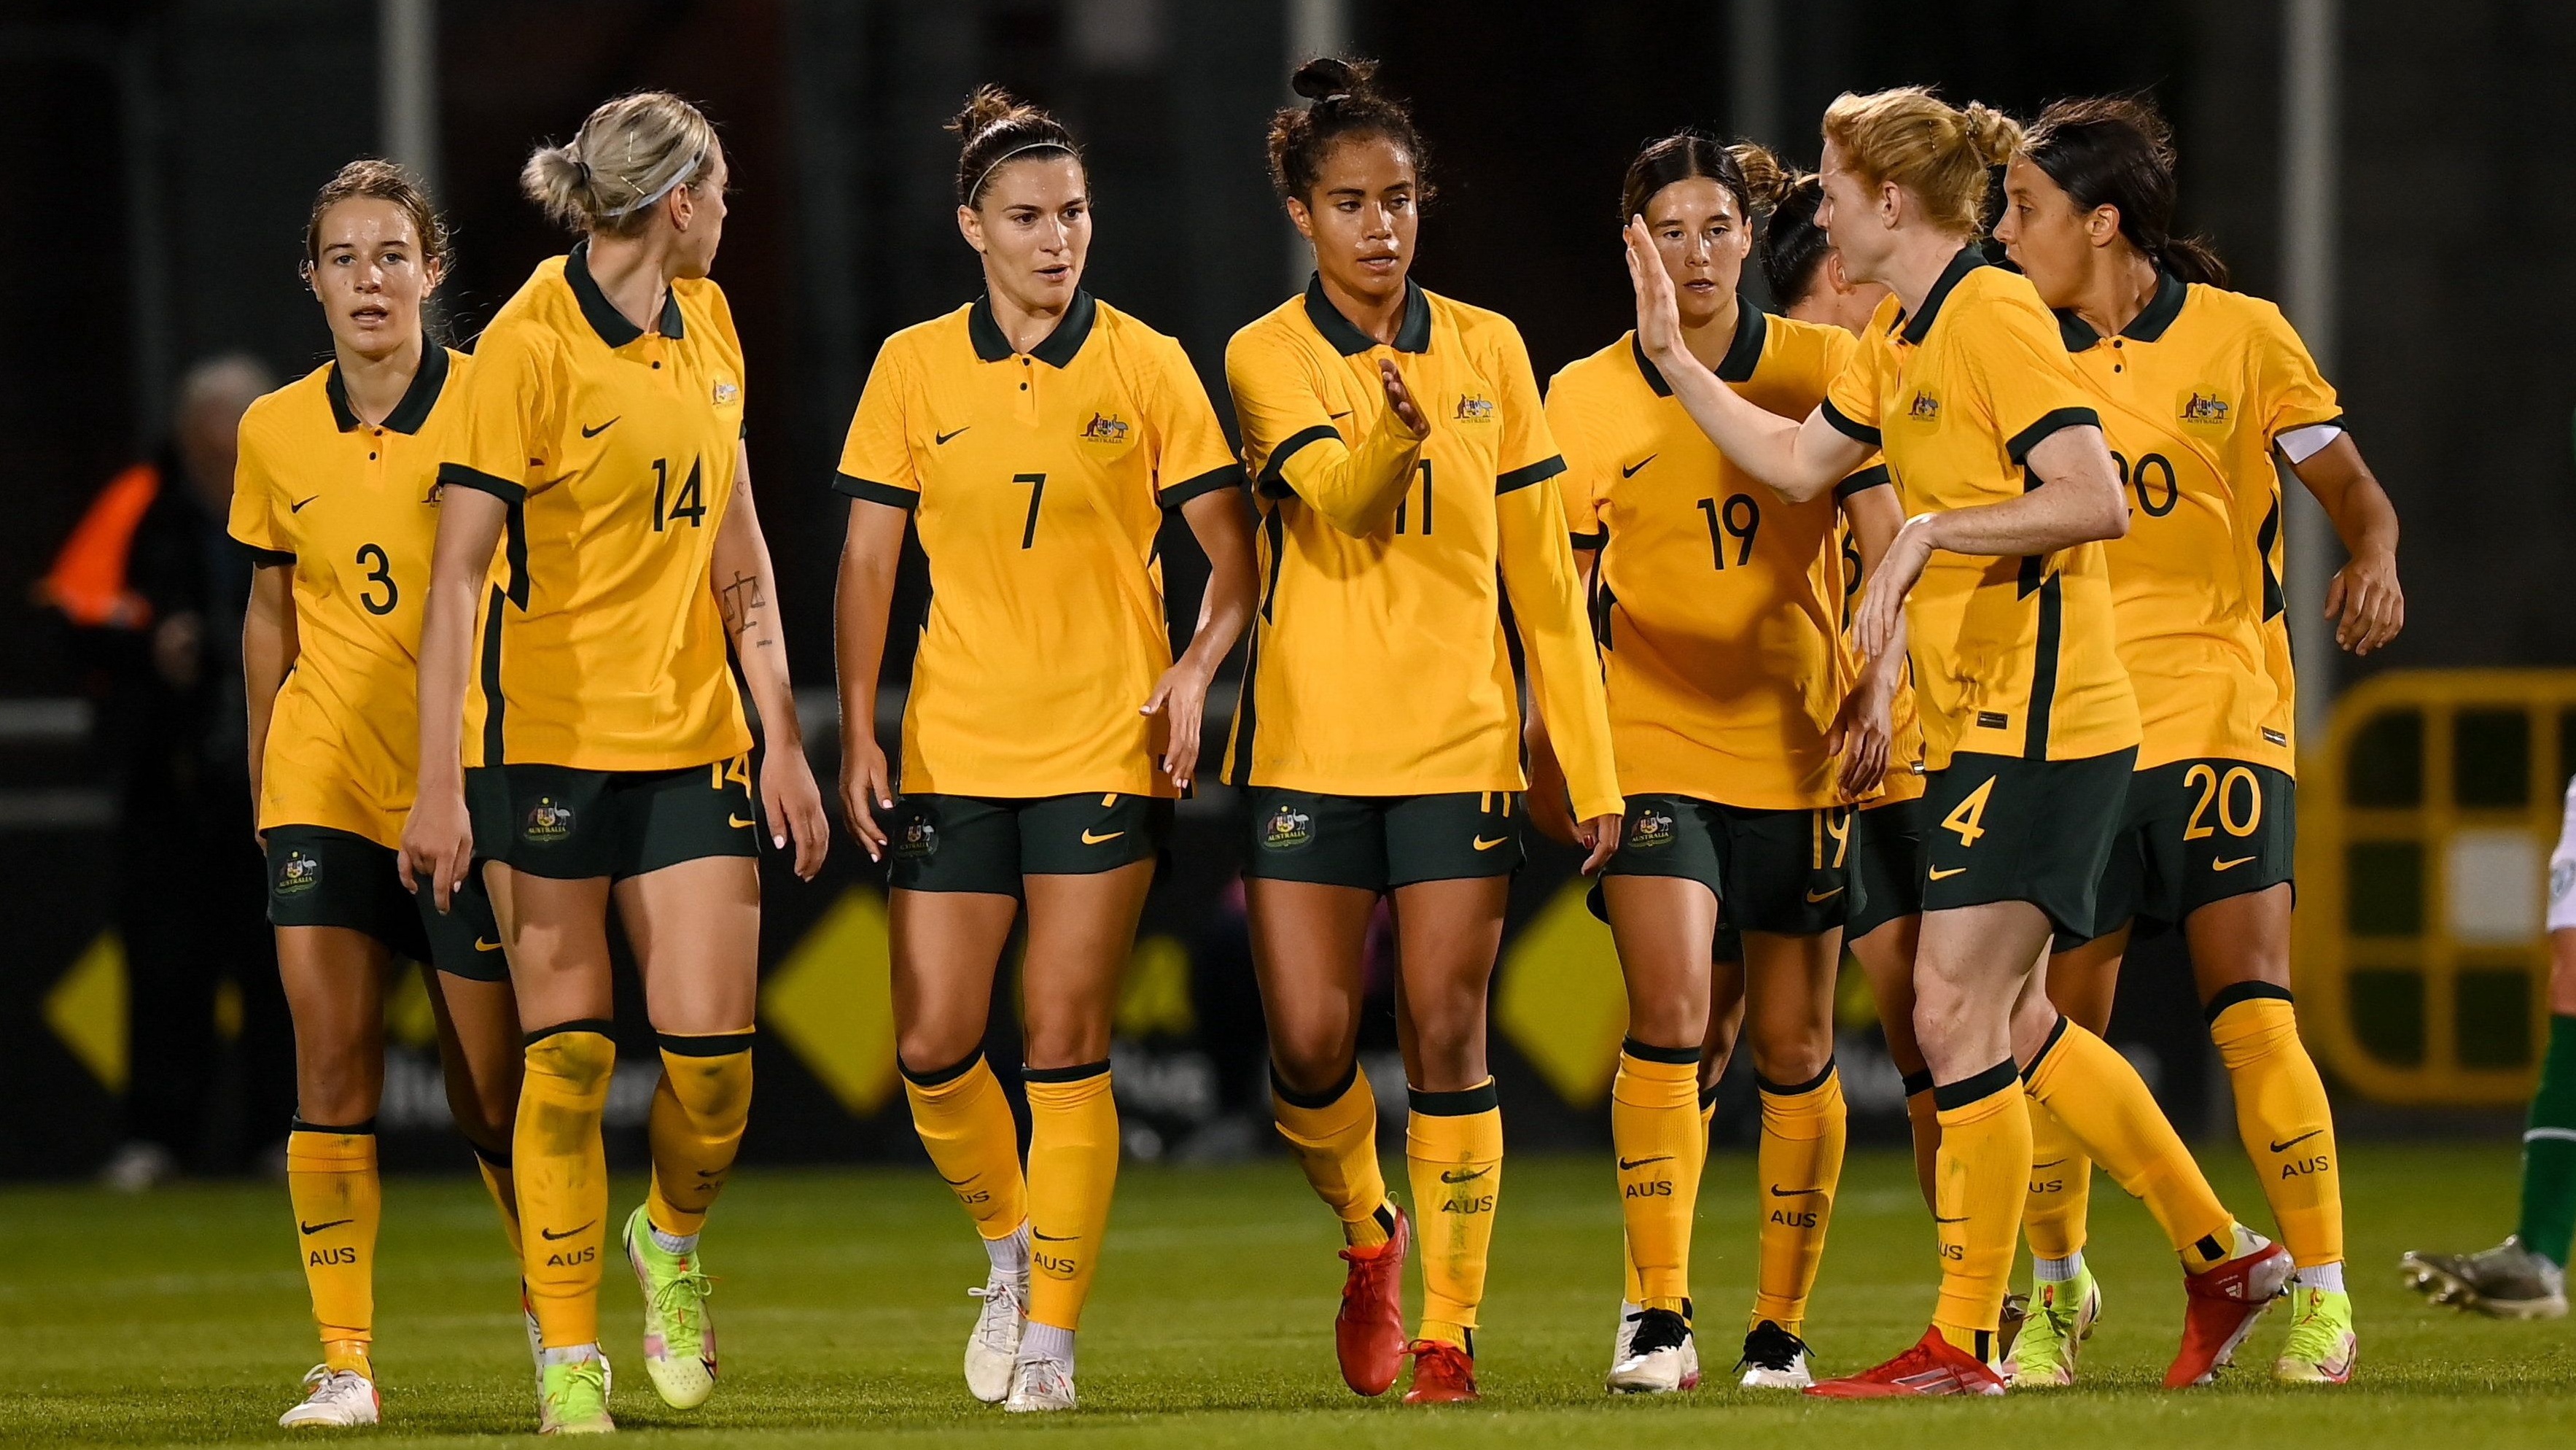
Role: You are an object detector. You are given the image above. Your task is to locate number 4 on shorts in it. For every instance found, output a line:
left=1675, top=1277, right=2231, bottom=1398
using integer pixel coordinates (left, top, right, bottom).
left=1942, top=775, right=1996, bottom=848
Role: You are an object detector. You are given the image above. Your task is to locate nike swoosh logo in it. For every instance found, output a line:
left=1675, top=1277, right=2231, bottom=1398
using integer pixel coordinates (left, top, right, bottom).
left=2269, top=1129, right=2324, bottom=1154
left=1932, top=1214, right=1969, bottom=1224
left=1081, top=829, right=1125, bottom=845
left=2214, top=855, right=2255, bottom=871
left=728, top=815, right=755, bottom=829
left=2031, top=1158, right=2066, bottom=1169
left=580, top=417, right=620, bottom=438
left=1032, top=1230, right=1077, bottom=1242
left=540, top=1220, right=597, bottom=1241
left=473, top=937, right=502, bottom=952
left=1473, top=835, right=1509, bottom=850
left=935, top=427, right=970, bottom=445
left=1805, top=885, right=1845, bottom=903
left=696, top=1168, right=725, bottom=1179
left=1439, top=1167, right=1491, bottom=1184
left=299, top=1219, right=352, bottom=1236
left=1622, top=454, right=1657, bottom=478
left=289, top=495, right=321, bottom=513
left=1928, top=864, right=1967, bottom=880
left=1768, top=1185, right=1822, bottom=1198
left=1618, top=1155, right=1672, bottom=1171
left=938, top=1172, right=976, bottom=1186
left=1328, top=410, right=1353, bottom=421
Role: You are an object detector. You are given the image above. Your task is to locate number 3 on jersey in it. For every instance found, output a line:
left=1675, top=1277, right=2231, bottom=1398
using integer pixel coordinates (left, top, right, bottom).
left=652, top=457, right=707, bottom=531
left=1942, top=775, right=1996, bottom=848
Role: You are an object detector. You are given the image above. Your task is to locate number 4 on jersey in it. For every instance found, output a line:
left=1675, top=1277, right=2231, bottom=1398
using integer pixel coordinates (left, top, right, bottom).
left=653, top=457, right=707, bottom=531
left=1942, top=775, right=1996, bottom=848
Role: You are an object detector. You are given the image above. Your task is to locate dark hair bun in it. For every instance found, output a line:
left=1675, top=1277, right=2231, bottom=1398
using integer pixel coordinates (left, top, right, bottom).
left=1292, top=56, right=1370, bottom=102
left=947, top=84, right=1036, bottom=144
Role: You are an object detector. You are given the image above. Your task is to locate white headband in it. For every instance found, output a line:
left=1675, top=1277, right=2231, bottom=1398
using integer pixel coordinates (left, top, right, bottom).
left=601, top=141, right=710, bottom=219
left=969, top=141, right=1073, bottom=203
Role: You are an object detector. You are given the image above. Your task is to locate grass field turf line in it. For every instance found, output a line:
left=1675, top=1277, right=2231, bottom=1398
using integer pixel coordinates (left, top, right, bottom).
left=4, top=1143, right=2572, bottom=1447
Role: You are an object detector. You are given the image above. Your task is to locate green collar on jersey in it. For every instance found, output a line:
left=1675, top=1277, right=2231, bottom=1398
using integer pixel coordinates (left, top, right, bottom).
left=1894, top=244, right=1988, bottom=344
left=1631, top=297, right=1768, bottom=398
left=1304, top=272, right=1431, bottom=355
left=324, top=337, right=449, bottom=434
left=565, top=240, right=686, bottom=347
left=2055, top=268, right=2190, bottom=351
left=968, top=288, right=1097, bottom=367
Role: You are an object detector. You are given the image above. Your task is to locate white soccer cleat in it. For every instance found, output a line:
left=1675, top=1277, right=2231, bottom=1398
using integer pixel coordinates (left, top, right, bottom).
left=1606, top=1306, right=1699, bottom=1394
left=279, top=1365, right=380, bottom=1428
left=1611, top=1299, right=1643, bottom=1368
left=1003, top=1354, right=1077, bottom=1413
left=1735, top=1319, right=1816, bottom=1389
left=965, top=1266, right=1030, bottom=1403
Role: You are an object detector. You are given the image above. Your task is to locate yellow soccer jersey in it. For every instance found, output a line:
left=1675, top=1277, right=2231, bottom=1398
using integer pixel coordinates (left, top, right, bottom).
left=1829, top=469, right=1929, bottom=807
left=2058, top=272, right=2340, bottom=770
left=230, top=345, right=475, bottom=847
left=835, top=292, right=1245, bottom=797
left=1549, top=307, right=1869, bottom=810
left=1221, top=276, right=1621, bottom=821
left=439, top=243, right=753, bottom=772
left=1824, top=249, right=2139, bottom=772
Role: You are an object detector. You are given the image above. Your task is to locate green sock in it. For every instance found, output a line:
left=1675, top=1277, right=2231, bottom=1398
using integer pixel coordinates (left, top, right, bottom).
left=2517, top=1014, right=2576, bottom=1267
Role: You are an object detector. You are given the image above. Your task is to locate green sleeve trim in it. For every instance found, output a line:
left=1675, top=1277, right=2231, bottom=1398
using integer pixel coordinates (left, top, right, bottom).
left=1569, top=528, right=1607, bottom=551
left=1256, top=424, right=1339, bottom=499
left=1821, top=399, right=1880, bottom=447
left=1160, top=463, right=1247, bottom=508
left=1496, top=454, right=1568, bottom=496
left=2005, top=406, right=2101, bottom=465
left=832, top=473, right=919, bottom=511
left=437, top=462, right=526, bottom=505
left=238, top=542, right=295, bottom=568
left=1833, top=464, right=1891, bottom=500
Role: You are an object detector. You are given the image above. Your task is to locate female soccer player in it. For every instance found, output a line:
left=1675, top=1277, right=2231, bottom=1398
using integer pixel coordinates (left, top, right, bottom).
left=1542, top=133, right=1895, bottom=1395
left=234, top=159, right=524, bottom=1430
left=402, top=91, right=830, bottom=1434
left=832, top=88, right=1256, bottom=1414
left=1223, top=56, right=1622, bottom=1406
left=1623, top=86, right=2283, bottom=1397
left=1993, top=95, right=2404, bottom=1387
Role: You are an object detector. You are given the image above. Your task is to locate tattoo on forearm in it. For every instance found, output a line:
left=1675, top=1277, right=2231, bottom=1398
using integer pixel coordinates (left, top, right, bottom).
left=719, top=570, right=768, bottom=637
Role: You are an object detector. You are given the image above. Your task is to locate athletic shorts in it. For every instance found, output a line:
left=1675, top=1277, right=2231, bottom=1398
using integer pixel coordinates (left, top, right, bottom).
left=2055, top=758, right=2297, bottom=950
left=1848, top=794, right=1928, bottom=942
left=465, top=756, right=759, bottom=882
left=887, top=791, right=1170, bottom=895
left=1242, top=788, right=1521, bottom=891
left=265, top=824, right=507, bottom=982
left=1591, top=793, right=1859, bottom=937
left=2552, top=775, right=2576, bottom=934
left=1919, top=748, right=2137, bottom=940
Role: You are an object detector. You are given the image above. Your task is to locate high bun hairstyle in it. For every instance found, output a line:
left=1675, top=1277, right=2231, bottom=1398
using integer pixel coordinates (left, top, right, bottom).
left=1266, top=57, right=1432, bottom=206
left=521, top=90, right=717, bottom=238
left=949, top=85, right=1081, bottom=209
left=1821, top=86, right=2022, bottom=238
left=2021, top=96, right=2227, bottom=288
left=1620, top=131, right=1799, bottom=225
left=1757, top=173, right=1832, bottom=306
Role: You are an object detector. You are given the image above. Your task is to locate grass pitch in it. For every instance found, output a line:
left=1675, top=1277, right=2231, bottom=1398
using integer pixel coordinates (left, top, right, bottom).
left=5, top=1143, right=2572, bottom=1447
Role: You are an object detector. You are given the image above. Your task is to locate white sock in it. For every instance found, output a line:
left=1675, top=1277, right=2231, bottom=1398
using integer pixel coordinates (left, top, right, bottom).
left=986, top=1223, right=1030, bottom=1275
left=538, top=1344, right=602, bottom=1368
left=2293, top=1261, right=2345, bottom=1293
left=1022, top=1321, right=1075, bottom=1372
left=650, top=1224, right=699, bottom=1257
left=2034, top=1252, right=2085, bottom=1283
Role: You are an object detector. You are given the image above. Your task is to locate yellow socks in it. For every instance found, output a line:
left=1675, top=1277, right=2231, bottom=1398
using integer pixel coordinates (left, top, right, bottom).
left=1272, top=1061, right=1395, bottom=1249
left=2023, top=1018, right=2235, bottom=1271
left=517, top=1021, right=616, bottom=1350
left=470, top=1141, right=523, bottom=1260
left=2210, top=988, right=2343, bottom=1268
left=646, top=1030, right=755, bottom=1241
left=1754, top=1063, right=1846, bottom=1333
left=1407, top=1080, right=1503, bottom=1350
left=1930, top=1063, right=2031, bottom=1357
left=287, top=1121, right=381, bottom=1373
left=1612, top=1040, right=1703, bottom=1312
left=1023, top=1061, right=1119, bottom=1338
left=2023, top=1097, right=2093, bottom=1267
left=1622, top=1082, right=1718, bottom=1307
left=1902, top=1071, right=1942, bottom=1212
left=903, top=1049, right=1032, bottom=1242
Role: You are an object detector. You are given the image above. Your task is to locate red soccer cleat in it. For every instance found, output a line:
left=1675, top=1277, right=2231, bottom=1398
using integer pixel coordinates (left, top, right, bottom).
left=1805, top=1327, right=2006, bottom=1398
left=1335, top=1207, right=1409, bottom=1396
left=1402, top=1338, right=1479, bottom=1405
left=2167, top=1235, right=2294, bottom=1387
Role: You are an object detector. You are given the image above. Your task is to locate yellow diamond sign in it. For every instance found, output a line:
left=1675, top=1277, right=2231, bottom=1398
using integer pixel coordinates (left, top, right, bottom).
left=1495, top=882, right=1627, bottom=1108
left=760, top=887, right=899, bottom=1116
left=46, top=931, right=127, bottom=1093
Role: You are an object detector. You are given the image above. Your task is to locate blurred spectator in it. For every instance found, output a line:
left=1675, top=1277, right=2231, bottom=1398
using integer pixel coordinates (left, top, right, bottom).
left=42, top=354, right=295, bottom=1188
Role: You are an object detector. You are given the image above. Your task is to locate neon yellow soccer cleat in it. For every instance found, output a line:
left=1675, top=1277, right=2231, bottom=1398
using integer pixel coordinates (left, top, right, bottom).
left=2004, top=1269, right=2101, bottom=1389
left=623, top=1205, right=718, bottom=1410
left=2273, top=1286, right=2358, bottom=1385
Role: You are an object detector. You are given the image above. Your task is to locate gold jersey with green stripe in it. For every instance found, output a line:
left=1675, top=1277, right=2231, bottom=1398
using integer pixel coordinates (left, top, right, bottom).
left=2055, top=272, right=2340, bottom=772
left=1548, top=306, right=1874, bottom=810
left=230, top=345, right=475, bottom=847
left=834, top=291, right=1245, bottom=798
left=1822, top=248, right=2139, bottom=771
left=1221, top=276, right=1621, bottom=821
left=437, top=243, right=752, bottom=773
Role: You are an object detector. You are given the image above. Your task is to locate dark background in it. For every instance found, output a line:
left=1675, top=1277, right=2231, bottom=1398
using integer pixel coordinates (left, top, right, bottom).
left=0, top=0, right=2562, bottom=1176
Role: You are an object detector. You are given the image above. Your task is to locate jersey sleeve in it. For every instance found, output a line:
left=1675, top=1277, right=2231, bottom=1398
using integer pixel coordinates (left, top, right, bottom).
left=1961, top=290, right=2101, bottom=463
left=1225, top=324, right=1423, bottom=538
left=438, top=317, right=558, bottom=504
left=2246, top=303, right=2343, bottom=443
left=227, top=410, right=293, bottom=565
left=1542, top=371, right=1610, bottom=549
left=1140, top=333, right=1246, bottom=508
left=1821, top=325, right=1893, bottom=446
left=832, top=341, right=919, bottom=512
left=1489, top=319, right=1567, bottom=497
left=1496, top=478, right=1622, bottom=822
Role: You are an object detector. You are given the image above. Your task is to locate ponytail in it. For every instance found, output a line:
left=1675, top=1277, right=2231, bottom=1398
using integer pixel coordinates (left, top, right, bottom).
left=2022, top=95, right=2229, bottom=289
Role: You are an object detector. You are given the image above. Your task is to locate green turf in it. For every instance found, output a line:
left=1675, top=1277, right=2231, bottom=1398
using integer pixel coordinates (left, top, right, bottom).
left=4, top=1143, right=2572, bottom=1446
